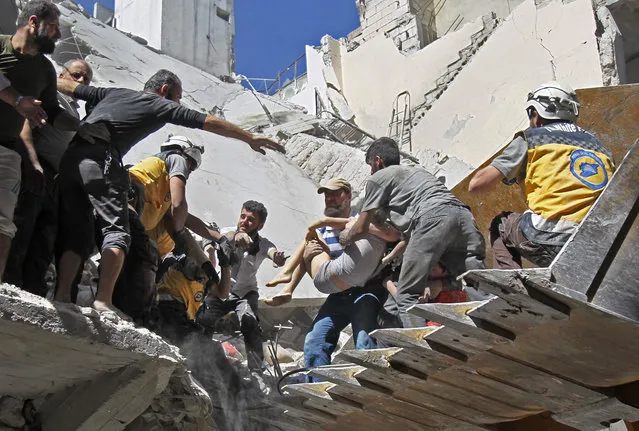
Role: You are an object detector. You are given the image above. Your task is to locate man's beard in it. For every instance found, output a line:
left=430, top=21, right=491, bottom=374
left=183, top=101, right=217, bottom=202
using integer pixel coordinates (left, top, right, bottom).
left=324, top=206, right=343, bottom=217
left=34, top=27, right=56, bottom=54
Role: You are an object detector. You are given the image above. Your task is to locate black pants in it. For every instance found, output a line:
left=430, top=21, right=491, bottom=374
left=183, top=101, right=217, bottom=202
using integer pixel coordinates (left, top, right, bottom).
left=5, top=161, right=58, bottom=296
left=198, top=291, right=264, bottom=371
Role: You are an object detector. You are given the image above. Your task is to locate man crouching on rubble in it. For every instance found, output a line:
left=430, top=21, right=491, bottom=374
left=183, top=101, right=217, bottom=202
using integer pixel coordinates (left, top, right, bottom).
left=54, top=69, right=283, bottom=320
left=468, top=82, right=615, bottom=269
left=197, top=200, right=285, bottom=391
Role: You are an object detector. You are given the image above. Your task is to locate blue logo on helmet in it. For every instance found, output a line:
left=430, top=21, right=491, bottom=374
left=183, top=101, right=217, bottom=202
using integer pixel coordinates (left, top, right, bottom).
left=569, top=149, right=608, bottom=190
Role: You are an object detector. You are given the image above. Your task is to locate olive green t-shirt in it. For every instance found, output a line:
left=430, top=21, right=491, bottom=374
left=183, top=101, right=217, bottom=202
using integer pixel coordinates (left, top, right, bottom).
left=0, top=34, right=62, bottom=150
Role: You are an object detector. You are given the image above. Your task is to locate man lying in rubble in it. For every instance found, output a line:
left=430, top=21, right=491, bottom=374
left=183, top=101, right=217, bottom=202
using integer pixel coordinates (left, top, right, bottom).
left=110, top=135, right=234, bottom=321
left=155, top=237, right=231, bottom=344
left=54, top=69, right=283, bottom=319
left=196, top=200, right=285, bottom=389
left=5, top=59, right=94, bottom=296
left=341, top=137, right=486, bottom=328
left=469, top=81, right=615, bottom=269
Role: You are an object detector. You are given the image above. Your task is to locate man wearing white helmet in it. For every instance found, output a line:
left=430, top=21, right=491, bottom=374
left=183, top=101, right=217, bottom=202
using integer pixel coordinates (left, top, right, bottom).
left=469, top=82, right=615, bottom=269
left=108, top=135, right=235, bottom=321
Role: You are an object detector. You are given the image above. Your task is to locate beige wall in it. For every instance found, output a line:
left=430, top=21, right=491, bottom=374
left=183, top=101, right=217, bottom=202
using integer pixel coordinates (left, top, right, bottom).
left=434, top=0, right=526, bottom=37
left=340, top=17, right=485, bottom=138
left=410, top=0, right=604, bottom=167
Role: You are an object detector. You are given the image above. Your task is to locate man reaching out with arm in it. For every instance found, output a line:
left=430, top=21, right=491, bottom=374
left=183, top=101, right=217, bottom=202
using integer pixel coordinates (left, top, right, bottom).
left=54, top=69, right=283, bottom=319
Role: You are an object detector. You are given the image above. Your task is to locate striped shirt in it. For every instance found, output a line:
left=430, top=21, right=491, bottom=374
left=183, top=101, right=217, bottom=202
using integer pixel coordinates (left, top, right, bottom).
left=317, top=226, right=343, bottom=258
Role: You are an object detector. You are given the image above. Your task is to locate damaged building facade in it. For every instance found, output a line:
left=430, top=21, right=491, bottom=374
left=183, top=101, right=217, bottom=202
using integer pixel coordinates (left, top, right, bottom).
left=0, top=0, right=637, bottom=429
left=274, top=0, right=639, bottom=186
left=113, top=0, right=236, bottom=79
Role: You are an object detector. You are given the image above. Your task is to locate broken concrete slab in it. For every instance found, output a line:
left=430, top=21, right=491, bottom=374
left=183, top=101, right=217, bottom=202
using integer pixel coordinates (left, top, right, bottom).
left=0, top=284, right=216, bottom=429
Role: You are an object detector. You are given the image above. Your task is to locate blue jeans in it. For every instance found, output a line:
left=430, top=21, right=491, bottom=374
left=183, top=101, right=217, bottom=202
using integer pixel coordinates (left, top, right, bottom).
left=304, top=286, right=381, bottom=381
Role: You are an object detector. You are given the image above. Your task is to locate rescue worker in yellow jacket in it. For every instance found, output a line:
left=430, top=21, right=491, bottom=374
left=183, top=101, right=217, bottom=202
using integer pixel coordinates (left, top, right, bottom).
left=468, top=82, right=615, bottom=269
left=112, top=135, right=233, bottom=321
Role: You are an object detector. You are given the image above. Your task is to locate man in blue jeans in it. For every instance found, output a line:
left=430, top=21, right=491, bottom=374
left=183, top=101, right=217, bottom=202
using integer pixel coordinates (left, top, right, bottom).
left=303, top=178, right=396, bottom=379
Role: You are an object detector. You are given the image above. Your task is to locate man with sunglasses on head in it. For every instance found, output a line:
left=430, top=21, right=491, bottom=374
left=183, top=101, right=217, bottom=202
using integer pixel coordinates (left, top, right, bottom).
left=5, top=59, right=93, bottom=295
left=468, top=81, right=615, bottom=269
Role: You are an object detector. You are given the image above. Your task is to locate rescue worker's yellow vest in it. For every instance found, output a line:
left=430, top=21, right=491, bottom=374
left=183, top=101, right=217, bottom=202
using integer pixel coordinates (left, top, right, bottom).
left=159, top=268, right=204, bottom=321
left=520, top=124, right=615, bottom=224
left=129, top=156, right=172, bottom=232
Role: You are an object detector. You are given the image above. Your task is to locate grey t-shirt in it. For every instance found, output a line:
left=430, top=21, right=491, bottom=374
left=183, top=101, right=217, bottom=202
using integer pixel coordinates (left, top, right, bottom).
left=491, top=136, right=527, bottom=184
left=360, top=165, right=463, bottom=233
left=156, top=152, right=190, bottom=181
left=73, top=85, right=207, bottom=157
left=33, top=93, right=79, bottom=171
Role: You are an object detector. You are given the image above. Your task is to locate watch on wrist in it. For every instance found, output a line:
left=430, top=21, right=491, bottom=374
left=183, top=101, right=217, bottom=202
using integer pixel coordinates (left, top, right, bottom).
left=14, top=95, right=24, bottom=108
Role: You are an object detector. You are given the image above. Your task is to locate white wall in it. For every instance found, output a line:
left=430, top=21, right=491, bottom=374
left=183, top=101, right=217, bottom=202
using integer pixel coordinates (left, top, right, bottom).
left=340, top=17, right=485, bottom=137
left=161, top=0, right=234, bottom=78
left=114, top=0, right=163, bottom=49
left=411, top=0, right=604, bottom=168
left=288, top=45, right=328, bottom=115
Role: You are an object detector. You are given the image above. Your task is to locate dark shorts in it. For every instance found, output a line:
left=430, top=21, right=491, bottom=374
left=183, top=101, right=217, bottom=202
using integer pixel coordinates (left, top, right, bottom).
left=489, top=212, right=563, bottom=269
left=58, top=140, right=131, bottom=259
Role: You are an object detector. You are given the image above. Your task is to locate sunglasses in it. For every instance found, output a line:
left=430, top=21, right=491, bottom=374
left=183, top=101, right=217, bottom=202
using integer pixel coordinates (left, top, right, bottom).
left=65, top=69, right=91, bottom=82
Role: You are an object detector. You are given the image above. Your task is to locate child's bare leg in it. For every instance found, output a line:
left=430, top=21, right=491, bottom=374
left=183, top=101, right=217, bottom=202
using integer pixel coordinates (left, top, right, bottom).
left=266, top=239, right=305, bottom=287
left=264, top=264, right=305, bottom=306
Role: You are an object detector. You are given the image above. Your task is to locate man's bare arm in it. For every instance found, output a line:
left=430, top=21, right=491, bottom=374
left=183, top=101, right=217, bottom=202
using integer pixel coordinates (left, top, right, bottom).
left=201, top=114, right=285, bottom=155
left=468, top=165, right=503, bottom=193
left=339, top=210, right=374, bottom=246
left=184, top=213, right=223, bottom=242
left=368, top=222, right=401, bottom=242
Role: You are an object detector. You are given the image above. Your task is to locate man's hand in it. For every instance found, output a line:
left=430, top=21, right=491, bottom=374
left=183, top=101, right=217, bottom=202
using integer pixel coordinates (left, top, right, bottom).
left=23, top=162, right=45, bottom=195
left=303, top=240, right=324, bottom=262
left=248, top=136, right=285, bottom=155
left=345, top=217, right=357, bottom=230
left=233, top=232, right=253, bottom=249
left=77, top=122, right=111, bottom=144
left=271, top=250, right=286, bottom=267
left=201, top=260, right=220, bottom=285
left=216, top=236, right=236, bottom=267
left=16, top=97, right=47, bottom=127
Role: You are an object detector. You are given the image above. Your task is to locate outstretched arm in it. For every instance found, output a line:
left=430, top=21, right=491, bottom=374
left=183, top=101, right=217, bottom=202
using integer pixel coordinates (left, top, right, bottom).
left=381, top=239, right=407, bottom=267
left=201, top=114, right=285, bottom=155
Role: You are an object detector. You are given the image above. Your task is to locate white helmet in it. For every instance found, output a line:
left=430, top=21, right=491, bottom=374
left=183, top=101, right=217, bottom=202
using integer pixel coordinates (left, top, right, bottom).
left=525, top=81, right=580, bottom=122
left=160, top=135, right=204, bottom=169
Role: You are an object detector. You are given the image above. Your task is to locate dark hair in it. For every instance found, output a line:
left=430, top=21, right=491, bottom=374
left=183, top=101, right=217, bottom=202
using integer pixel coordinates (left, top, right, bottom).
left=17, top=0, right=60, bottom=27
left=242, top=200, right=268, bottom=224
left=365, top=137, right=400, bottom=166
left=143, top=69, right=182, bottom=98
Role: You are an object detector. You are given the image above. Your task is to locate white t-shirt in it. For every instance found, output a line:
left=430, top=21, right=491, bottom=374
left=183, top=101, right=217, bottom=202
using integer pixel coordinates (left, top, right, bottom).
left=221, top=227, right=276, bottom=298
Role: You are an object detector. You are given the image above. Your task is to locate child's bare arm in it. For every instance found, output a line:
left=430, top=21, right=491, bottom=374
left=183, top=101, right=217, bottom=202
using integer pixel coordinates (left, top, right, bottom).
left=381, top=240, right=407, bottom=267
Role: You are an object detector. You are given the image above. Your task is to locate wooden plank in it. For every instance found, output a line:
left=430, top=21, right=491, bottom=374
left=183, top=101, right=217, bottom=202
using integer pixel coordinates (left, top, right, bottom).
left=462, top=271, right=639, bottom=387
left=408, top=302, right=512, bottom=347
left=551, top=141, right=639, bottom=321
left=310, top=366, right=517, bottom=425
left=552, top=398, right=639, bottom=431
left=367, top=330, right=465, bottom=371
left=339, top=346, right=602, bottom=415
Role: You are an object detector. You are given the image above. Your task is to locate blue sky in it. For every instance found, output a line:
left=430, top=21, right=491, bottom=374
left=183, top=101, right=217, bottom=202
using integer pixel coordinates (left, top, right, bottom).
left=75, top=0, right=360, bottom=82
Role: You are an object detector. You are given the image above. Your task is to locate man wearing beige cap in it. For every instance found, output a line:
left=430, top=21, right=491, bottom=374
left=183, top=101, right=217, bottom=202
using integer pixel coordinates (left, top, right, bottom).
left=265, top=177, right=400, bottom=378
left=264, top=177, right=360, bottom=304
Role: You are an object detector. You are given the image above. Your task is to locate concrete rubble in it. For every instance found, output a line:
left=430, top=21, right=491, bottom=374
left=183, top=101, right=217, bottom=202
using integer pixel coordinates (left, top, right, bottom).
left=0, top=283, right=214, bottom=430
left=0, top=0, right=636, bottom=428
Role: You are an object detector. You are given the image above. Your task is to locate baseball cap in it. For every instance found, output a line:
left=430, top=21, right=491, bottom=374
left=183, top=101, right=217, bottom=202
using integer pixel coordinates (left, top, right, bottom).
left=317, top=177, right=352, bottom=194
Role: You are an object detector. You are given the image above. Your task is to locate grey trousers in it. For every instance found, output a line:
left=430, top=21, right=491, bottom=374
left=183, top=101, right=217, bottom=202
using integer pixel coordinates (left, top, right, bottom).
left=388, top=205, right=486, bottom=328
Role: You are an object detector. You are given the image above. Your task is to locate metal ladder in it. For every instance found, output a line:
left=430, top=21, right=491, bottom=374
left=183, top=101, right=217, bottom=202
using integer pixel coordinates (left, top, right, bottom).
left=387, top=91, right=413, bottom=152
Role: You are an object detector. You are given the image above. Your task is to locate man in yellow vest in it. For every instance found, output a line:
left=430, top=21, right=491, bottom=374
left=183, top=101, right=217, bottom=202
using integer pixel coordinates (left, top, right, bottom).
left=112, top=135, right=233, bottom=320
left=468, top=82, right=615, bottom=269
